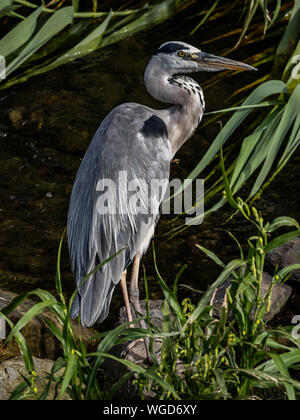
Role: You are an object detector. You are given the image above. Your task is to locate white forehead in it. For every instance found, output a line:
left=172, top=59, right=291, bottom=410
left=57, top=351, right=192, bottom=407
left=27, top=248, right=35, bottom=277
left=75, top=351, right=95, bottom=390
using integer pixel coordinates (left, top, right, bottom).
left=158, top=41, right=201, bottom=54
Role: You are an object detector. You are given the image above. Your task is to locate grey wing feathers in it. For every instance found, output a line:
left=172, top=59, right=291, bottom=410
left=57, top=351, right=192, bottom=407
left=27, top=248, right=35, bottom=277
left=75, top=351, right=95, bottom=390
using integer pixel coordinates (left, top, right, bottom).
left=67, top=103, right=171, bottom=327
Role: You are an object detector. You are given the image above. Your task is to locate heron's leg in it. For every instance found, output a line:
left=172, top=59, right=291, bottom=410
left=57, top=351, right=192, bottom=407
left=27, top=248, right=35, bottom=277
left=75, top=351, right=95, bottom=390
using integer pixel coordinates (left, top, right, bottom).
left=120, top=270, right=133, bottom=325
left=129, top=253, right=143, bottom=317
left=129, top=253, right=153, bottom=364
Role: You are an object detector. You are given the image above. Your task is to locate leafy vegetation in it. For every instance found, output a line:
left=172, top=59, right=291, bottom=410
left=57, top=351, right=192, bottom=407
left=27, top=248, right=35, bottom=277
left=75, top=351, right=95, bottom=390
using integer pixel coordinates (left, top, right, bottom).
left=137, top=158, right=300, bottom=400
left=0, top=0, right=195, bottom=89
left=1, top=166, right=300, bottom=399
left=0, top=234, right=179, bottom=400
left=167, top=0, right=300, bottom=237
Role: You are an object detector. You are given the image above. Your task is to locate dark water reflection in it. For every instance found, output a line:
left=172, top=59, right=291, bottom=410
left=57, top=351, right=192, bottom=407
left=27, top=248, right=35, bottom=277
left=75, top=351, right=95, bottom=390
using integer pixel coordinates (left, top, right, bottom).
left=0, top=5, right=299, bottom=328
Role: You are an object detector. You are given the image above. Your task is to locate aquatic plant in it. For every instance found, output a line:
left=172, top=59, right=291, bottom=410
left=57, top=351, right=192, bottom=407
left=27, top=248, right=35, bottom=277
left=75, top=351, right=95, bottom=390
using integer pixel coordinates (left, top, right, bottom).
left=167, top=0, right=300, bottom=237
left=135, top=159, right=300, bottom=400
left=1, top=166, right=300, bottom=399
left=0, top=235, right=178, bottom=400
left=0, top=0, right=195, bottom=89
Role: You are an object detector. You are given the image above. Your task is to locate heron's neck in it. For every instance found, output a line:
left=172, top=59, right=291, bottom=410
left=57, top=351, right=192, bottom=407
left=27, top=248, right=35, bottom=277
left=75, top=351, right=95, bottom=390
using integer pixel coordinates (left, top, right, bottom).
left=144, top=61, right=204, bottom=157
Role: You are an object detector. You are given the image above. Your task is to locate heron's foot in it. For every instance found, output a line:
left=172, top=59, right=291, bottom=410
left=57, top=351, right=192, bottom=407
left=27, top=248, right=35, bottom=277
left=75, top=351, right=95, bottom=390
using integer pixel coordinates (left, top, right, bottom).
left=121, top=336, right=156, bottom=366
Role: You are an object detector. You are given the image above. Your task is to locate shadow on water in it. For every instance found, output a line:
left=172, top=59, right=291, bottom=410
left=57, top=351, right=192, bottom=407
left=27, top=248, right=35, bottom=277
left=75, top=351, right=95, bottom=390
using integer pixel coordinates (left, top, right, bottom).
left=0, top=4, right=299, bottom=328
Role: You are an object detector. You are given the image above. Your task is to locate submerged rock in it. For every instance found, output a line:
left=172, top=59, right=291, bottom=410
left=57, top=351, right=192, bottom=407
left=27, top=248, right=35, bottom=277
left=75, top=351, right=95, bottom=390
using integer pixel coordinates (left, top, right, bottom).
left=267, top=238, right=300, bottom=283
left=0, top=290, right=97, bottom=362
left=211, top=272, right=292, bottom=321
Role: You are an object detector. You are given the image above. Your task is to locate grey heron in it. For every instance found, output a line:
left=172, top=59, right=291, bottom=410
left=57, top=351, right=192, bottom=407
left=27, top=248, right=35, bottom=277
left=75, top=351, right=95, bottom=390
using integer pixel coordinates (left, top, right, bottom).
left=67, top=41, right=256, bottom=330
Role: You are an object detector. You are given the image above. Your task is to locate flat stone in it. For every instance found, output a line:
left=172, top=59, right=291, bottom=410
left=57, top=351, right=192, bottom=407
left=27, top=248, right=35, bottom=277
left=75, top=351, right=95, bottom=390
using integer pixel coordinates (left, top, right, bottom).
left=212, top=272, right=292, bottom=321
left=267, top=238, right=300, bottom=283
left=0, top=290, right=97, bottom=361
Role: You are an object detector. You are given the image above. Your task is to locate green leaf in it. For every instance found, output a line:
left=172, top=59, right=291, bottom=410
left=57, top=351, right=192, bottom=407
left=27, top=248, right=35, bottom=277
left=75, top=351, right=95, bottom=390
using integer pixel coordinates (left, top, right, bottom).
left=5, top=6, right=74, bottom=77
left=0, top=6, right=42, bottom=58
left=0, top=0, right=20, bottom=19
left=100, top=0, right=182, bottom=48
left=183, top=259, right=244, bottom=331
left=85, top=320, right=143, bottom=399
left=204, top=100, right=285, bottom=115
left=0, top=312, right=35, bottom=374
left=72, top=0, right=80, bottom=12
left=214, top=368, right=228, bottom=396
left=0, top=292, right=31, bottom=317
left=275, top=0, right=300, bottom=69
left=259, top=348, right=300, bottom=373
left=152, top=242, right=186, bottom=324
left=190, top=0, right=220, bottom=36
left=276, top=264, right=300, bottom=280
left=265, top=229, right=300, bottom=253
left=172, top=80, right=287, bottom=200
left=58, top=353, right=78, bottom=399
left=55, top=229, right=66, bottom=299
left=0, top=0, right=13, bottom=13
left=220, top=145, right=238, bottom=209
left=230, top=108, right=283, bottom=193
left=5, top=299, right=56, bottom=343
left=268, top=352, right=296, bottom=400
left=42, top=317, right=63, bottom=343
left=88, top=351, right=180, bottom=399
left=46, top=10, right=112, bottom=70
left=195, top=244, right=225, bottom=268
left=267, top=216, right=299, bottom=233
left=251, top=85, right=300, bottom=196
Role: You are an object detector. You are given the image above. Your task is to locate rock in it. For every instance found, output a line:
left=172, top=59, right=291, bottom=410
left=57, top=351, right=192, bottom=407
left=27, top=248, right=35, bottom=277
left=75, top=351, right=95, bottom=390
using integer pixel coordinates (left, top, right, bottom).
left=101, top=300, right=164, bottom=399
left=0, top=290, right=97, bottom=362
left=267, top=238, right=300, bottom=283
left=118, top=299, right=164, bottom=330
left=8, top=108, right=25, bottom=129
left=0, top=356, right=70, bottom=400
left=211, top=272, right=292, bottom=321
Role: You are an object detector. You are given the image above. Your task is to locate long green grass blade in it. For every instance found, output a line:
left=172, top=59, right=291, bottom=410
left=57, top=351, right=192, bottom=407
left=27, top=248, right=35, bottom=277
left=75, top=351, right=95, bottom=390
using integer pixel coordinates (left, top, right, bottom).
left=251, top=84, right=300, bottom=196
left=5, top=299, right=56, bottom=343
left=58, top=353, right=78, bottom=399
left=173, top=80, right=287, bottom=200
left=0, top=6, right=42, bottom=58
left=195, top=244, right=225, bottom=268
left=0, top=0, right=12, bottom=13
left=0, top=312, right=35, bottom=373
left=100, top=0, right=182, bottom=49
left=183, top=259, right=244, bottom=331
left=276, top=264, right=300, bottom=280
left=0, top=0, right=20, bottom=18
left=259, top=348, right=300, bottom=373
left=268, top=352, right=296, bottom=400
left=267, top=216, right=299, bottom=233
left=5, top=6, right=74, bottom=77
left=152, top=242, right=186, bottom=324
left=265, top=229, right=300, bottom=253
left=230, top=107, right=283, bottom=191
left=190, top=0, right=220, bottom=36
left=43, top=10, right=112, bottom=71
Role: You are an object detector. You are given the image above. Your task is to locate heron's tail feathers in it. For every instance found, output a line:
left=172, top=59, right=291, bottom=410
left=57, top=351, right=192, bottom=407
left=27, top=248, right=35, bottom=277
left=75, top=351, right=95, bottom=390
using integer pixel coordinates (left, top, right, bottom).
left=70, top=269, right=116, bottom=327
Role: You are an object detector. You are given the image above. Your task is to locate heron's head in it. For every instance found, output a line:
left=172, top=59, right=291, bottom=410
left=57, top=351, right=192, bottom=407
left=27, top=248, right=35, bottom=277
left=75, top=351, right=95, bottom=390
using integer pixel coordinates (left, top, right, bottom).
left=153, top=41, right=257, bottom=74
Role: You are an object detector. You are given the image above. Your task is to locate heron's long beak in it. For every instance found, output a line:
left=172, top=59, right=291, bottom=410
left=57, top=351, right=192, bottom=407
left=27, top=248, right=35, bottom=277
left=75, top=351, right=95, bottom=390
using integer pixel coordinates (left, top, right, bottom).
left=193, top=52, right=257, bottom=72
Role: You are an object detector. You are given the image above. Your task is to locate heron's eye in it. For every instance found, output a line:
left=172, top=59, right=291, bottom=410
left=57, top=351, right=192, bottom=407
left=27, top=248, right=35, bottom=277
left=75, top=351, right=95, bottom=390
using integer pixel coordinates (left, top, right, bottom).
left=178, top=51, right=185, bottom=58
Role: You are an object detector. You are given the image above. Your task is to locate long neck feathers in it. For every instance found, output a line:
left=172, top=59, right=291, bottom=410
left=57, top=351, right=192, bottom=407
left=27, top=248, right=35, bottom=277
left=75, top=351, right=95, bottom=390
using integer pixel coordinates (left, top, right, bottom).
left=144, top=58, right=205, bottom=157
